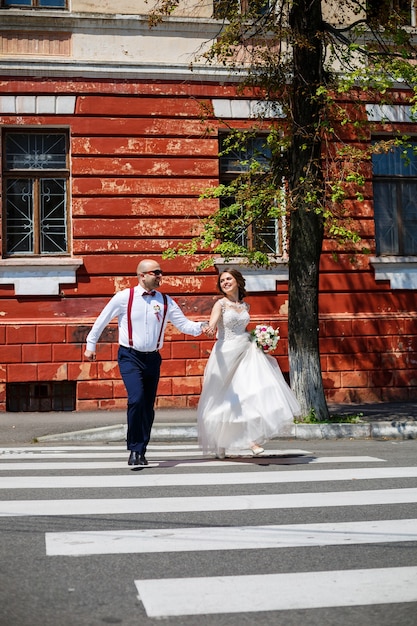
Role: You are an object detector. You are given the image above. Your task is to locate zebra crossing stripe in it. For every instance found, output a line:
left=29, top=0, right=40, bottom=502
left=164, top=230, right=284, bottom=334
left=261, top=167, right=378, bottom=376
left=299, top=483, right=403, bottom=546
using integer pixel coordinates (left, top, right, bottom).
left=2, top=487, right=417, bottom=517
left=0, top=450, right=384, bottom=462
left=0, top=445, right=314, bottom=452
left=0, top=455, right=387, bottom=472
left=0, top=444, right=199, bottom=452
left=0, top=465, right=414, bottom=489
left=45, top=517, right=417, bottom=556
left=135, top=566, right=417, bottom=617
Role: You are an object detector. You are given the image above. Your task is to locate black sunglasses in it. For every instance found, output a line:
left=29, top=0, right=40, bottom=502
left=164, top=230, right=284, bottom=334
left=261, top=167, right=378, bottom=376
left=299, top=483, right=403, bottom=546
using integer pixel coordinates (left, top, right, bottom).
left=143, top=270, right=163, bottom=276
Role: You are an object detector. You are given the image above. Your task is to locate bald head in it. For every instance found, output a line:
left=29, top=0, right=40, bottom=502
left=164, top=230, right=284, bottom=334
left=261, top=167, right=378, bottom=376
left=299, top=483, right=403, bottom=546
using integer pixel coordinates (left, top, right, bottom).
left=137, top=259, right=160, bottom=275
left=137, top=259, right=163, bottom=290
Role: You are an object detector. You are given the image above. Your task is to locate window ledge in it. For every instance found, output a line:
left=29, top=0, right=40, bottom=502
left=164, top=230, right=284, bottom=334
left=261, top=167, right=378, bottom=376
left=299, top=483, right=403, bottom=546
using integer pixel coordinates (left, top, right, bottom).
left=0, top=257, right=83, bottom=296
left=370, top=256, right=417, bottom=290
left=214, top=257, right=289, bottom=291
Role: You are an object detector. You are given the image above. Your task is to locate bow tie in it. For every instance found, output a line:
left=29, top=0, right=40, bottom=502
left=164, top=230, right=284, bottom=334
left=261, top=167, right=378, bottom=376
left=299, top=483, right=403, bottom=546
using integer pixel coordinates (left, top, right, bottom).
left=142, top=290, right=156, bottom=297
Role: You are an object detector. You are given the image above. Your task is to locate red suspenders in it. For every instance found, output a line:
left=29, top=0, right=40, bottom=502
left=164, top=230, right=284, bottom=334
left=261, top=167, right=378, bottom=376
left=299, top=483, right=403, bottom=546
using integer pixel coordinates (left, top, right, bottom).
left=127, top=287, right=135, bottom=347
left=127, top=288, right=168, bottom=350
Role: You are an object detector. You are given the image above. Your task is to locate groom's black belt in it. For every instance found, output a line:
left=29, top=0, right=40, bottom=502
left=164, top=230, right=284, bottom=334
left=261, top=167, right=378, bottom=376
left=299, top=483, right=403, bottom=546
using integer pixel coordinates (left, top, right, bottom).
left=121, top=345, right=159, bottom=355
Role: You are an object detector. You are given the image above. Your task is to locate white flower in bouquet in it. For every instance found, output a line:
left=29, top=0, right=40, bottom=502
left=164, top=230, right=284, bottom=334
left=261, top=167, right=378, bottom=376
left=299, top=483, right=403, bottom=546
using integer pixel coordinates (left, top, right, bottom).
left=250, top=324, right=280, bottom=353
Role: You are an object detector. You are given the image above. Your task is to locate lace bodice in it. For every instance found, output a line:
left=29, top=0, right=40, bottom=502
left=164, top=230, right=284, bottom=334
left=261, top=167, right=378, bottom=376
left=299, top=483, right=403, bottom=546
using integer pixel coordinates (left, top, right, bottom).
left=217, top=298, right=250, bottom=341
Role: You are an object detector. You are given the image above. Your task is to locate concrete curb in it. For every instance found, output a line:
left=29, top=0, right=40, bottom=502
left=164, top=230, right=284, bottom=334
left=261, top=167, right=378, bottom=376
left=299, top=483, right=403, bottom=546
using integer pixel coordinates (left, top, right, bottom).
left=35, top=420, right=417, bottom=443
left=294, top=421, right=417, bottom=440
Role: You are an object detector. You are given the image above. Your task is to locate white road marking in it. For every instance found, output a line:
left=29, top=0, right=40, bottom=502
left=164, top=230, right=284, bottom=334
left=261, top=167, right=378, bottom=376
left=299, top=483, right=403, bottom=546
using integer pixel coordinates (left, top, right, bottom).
left=45, top=518, right=417, bottom=556
left=0, top=465, right=413, bottom=489
left=0, top=446, right=202, bottom=461
left=0, top=445, right=308, bottom=454
left=135, top=566, right=417, bottom=617
left=0, top=446, right=127, bottom=453
left=0, top=450, right=384, bottom=463
left=2, top=487, right=417, bottom=517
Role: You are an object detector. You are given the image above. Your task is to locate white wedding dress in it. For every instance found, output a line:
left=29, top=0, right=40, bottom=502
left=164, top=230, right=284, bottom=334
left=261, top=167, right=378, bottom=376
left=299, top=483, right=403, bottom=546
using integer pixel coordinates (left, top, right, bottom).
left=197, top=298, right=301, bottom=456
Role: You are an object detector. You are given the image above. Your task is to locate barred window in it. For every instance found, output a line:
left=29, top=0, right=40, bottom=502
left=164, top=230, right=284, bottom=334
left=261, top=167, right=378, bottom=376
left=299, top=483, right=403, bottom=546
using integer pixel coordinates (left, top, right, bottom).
left=367, top=0, right=416, bottom=26
left=219, top=133, right=286, bottom=257
left=213, top=0, right=270, bottom=19
left=372, top=142, right=417, bottom=255
left=2, top=131, right=70, bottom=256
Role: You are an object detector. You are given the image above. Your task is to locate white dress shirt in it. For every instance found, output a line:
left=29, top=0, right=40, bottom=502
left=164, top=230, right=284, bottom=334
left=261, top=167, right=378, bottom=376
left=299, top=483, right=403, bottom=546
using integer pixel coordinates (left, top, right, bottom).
left=86, top=286, right=203, bottom=352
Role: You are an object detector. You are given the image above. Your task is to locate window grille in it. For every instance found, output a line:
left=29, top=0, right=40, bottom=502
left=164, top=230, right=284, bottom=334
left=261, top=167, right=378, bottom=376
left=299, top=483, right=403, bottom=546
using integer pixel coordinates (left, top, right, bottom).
left=6, top=381, right=76, bottom=412
left=2, top=131, right=69, bottom=257
left=213, top=0, right=270, bottom=19
left=367, top=0, right=416, bottom=26
left=219, top=133, right=287, bottom=256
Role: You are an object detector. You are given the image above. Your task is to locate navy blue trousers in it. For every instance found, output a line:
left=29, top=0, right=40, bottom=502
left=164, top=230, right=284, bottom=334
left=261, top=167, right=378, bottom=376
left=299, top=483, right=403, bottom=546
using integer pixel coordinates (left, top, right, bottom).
left=118, top=345, right=161, bottom=454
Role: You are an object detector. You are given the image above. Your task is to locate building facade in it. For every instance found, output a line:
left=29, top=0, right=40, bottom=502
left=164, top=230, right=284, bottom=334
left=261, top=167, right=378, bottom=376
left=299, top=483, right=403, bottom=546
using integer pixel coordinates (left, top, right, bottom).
left=0, top=0, right=416, bottom=412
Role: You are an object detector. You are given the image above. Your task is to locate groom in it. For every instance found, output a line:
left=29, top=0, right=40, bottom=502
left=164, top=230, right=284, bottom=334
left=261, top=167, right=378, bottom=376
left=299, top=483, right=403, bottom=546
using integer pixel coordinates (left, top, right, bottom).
left=84, top=259, right=208, bottom=466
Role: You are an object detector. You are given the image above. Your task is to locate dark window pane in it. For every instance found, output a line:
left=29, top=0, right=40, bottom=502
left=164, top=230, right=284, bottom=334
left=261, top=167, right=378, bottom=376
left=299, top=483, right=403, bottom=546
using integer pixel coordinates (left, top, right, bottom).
left=402, top=182, right=417, bottom=255
left=4, top=0, right=32, bottom=6
left=5, top=133, right=67, bottom=170
left=213, top=0, right=239, bottom=19
left=372, top=145, right=417, bottom=177
left=3, top=0, right=66, bottom=5
left=373, top=181, right=399, bottom=255
left=367, top=0, right=412, bottom=25
left=40, top=178, right=67, bottom=253
left=254, top=217, right=280, bottom=254
left=5, top=179, right=34, bottom=254
left=39, top=0, right=66, bottom=6
left=220, top=135, right=271, bottom=174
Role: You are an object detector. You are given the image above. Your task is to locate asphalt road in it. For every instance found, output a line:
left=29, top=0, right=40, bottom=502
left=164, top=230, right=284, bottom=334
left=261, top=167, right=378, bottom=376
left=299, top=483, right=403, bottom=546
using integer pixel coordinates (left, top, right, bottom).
left=0, top=439, right=416, bottom=626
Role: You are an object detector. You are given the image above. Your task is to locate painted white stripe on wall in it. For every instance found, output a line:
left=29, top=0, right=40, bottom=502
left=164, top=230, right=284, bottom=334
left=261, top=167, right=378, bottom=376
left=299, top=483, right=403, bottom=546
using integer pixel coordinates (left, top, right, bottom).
left=365, top=103, right=414, bottom=122
left=0, top=95, right=76, bottom=114
left=135, top=566, right=417, bottom=617
left=212, top=98, right=285, bottom=119
left=2, top=488, right=417, bottom=517
left=45, top=518, right=417, bottom=556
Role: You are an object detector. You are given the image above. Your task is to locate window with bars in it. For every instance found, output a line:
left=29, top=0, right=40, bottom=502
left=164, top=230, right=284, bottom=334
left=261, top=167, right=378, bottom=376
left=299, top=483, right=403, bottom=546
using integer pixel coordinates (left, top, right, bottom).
left=372, top=142, right=417, bottom=255
left=213, top=0, right=270, bottom=19
left=219, top=133, right=286, bottom=257
left=2, top=131, right=70, bottom=257
left=367, top=0, right=416, bottom=26
left=6, top=382, right=76, bottom=412
left=1, top=0, right=67, bottom=8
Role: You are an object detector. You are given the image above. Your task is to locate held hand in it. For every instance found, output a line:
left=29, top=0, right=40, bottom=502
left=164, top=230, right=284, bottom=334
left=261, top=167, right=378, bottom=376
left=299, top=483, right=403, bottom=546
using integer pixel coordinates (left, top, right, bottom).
left=84, top=349, right=96, bottom=361
left=205, top=326, right=216, bottom=338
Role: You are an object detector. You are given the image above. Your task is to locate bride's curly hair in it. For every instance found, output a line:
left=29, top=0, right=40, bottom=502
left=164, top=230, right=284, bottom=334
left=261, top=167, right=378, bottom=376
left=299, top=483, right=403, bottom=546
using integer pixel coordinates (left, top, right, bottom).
left=217, top=268, right=247, bottom=300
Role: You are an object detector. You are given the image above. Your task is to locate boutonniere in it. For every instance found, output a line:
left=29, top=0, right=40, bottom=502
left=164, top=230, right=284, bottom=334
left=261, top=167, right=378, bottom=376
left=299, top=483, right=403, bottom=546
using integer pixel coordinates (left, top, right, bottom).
left=154, top=304, right=161, bottom=321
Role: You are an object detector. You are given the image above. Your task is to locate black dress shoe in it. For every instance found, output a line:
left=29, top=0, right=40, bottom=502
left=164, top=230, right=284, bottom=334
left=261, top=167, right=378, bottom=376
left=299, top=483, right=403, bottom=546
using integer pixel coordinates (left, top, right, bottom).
left=138, top=455, right=148, bottom=466
left=128, top=451, right=139, bottom=466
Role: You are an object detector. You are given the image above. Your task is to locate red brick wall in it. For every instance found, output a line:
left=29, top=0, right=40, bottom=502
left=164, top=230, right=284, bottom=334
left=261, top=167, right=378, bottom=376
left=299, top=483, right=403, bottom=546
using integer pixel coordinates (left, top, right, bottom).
left=0, top=309, right=415, bottom=413
left=0, top=78, right=416, bottom=411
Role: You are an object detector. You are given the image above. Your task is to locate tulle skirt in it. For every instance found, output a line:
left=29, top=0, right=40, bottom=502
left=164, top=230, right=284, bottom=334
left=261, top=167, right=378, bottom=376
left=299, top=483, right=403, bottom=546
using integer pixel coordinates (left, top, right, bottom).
left=197, top=333, right=301, bottom=455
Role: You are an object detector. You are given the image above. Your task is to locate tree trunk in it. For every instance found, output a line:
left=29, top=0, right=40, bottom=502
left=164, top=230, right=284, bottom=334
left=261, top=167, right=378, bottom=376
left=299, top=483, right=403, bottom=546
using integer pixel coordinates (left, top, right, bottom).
left=287, top=0, right=329, bottom=420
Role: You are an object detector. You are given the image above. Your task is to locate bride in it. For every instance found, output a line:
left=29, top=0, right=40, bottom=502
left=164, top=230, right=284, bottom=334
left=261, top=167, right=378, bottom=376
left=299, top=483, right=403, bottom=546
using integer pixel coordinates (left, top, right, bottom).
left=197, top=268, right=301, bottom=458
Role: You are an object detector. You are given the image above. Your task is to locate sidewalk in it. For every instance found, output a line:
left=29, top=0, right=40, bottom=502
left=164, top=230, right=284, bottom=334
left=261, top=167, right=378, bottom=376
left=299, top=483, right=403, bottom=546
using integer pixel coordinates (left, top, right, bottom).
left=0, top=401, right=416, bottom=445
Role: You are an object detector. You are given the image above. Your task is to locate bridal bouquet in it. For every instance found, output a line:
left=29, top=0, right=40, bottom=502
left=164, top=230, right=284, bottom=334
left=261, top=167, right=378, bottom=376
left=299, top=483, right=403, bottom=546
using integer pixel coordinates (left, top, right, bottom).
left=251, top=324, right=280, bottom=353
